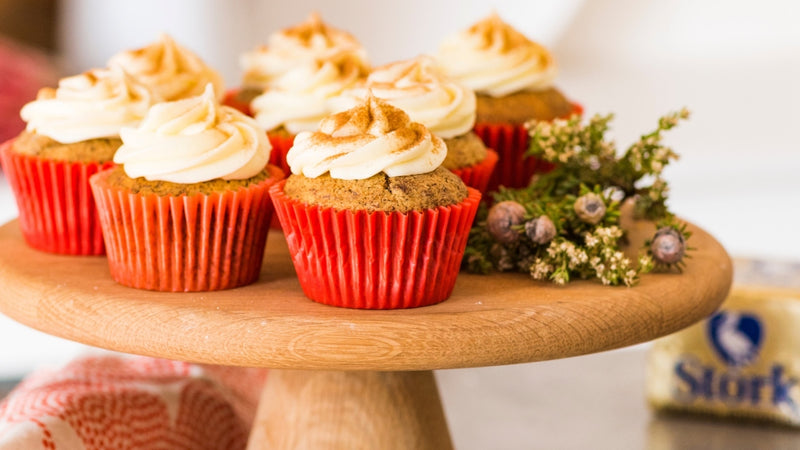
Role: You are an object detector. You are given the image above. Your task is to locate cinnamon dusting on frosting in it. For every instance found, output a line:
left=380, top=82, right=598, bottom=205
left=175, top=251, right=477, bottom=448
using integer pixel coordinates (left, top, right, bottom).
left=332, top=55, right=477, bottom=139
left=240, top=13, right=369, bottom=90
left=470, top=12, right=530, bottom=52
left=20, top=66, right=155, bottom=144
left=251, top=51, right=366, bottom=134
left=286, top=94, right=447, bottom=180
left=108, top=34, right=224, bottom=102
left=114, top=84, right=270, bottom=183
left=284, top=12, right=331, bottom=43
left=436, top=13, right=558, bottom=97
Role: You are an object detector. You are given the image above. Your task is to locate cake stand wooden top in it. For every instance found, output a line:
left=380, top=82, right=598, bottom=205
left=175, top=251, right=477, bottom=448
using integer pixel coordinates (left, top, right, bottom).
left=0, top=214, right=731, bottom=371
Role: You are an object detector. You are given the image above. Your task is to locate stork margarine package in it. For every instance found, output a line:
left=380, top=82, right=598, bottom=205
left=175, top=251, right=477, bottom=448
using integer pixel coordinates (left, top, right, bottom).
left=647, top=280, right=800, bottom=425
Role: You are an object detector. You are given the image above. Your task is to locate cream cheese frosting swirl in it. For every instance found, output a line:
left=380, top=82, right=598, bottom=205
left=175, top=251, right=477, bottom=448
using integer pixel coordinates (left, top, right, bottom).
left=114, top=84, right=270, bottom=183
left=251, top=53, right=365, bottom=135
left=287, top=94, right=446, bottom=180
left=108, top=34, right=224, bottom=102
left=241, top=12, right=369, bottom=90
left=20, top=66, right=155, bottom=144
left=436, top=13, right=557, bottom=98
left=334, top=55, right=475, bottom=139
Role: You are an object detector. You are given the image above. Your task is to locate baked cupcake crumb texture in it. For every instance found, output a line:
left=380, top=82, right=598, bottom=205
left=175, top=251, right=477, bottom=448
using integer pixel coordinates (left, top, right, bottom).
left=103, top=165, right=272, bottom=197
left=284, top=166, right=466, bottom=212
left=11, top=131, right=120, bottom=163
left=476, top=88, right=573, bottom=124
left=442, top=132, right=487, bottom=169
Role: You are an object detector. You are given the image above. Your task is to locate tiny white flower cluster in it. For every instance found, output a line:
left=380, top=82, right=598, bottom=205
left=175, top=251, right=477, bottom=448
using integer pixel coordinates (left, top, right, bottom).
left=527, top=226, right=646, bottom=287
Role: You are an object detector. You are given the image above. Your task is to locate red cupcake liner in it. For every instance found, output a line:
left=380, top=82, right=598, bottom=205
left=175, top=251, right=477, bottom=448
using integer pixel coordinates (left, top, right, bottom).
left=448, top=148, right=498, bottom=194
left=270, top=181, right=481, bottom=309
left=266, top=132, right=296, bottom=230
left=267, top=132, right=295, bottom=177
left=221, top=89, right=253, bottom=117
left=475, top=102, right=584, bottom=193
left=89, top=165, right=284, bottom=292
left=0, top=139, right=113, bottom=255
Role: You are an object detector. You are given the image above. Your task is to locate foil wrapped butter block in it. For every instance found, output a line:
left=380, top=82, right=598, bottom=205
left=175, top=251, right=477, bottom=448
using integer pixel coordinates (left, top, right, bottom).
left=647, top=286, right=800, bottom=425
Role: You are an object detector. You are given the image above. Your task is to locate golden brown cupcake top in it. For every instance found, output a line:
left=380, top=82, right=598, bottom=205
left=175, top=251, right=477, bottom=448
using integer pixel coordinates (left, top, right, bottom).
left=11, top=131, right=120, bottom=163
left=476, top=88, right=574, bottom=124
left=284, top=167, right=467, bottom=212
left=436, top=12, right=557, bottom=98
left=286, top=94, right=446, bottom=180
left=441, top=132, right=487, bottom=169
left=103, top=165, right=271, bottom=196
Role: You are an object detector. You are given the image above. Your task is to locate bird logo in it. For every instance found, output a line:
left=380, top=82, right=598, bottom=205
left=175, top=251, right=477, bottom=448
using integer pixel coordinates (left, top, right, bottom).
left=707, top=311, right=763, bottom=367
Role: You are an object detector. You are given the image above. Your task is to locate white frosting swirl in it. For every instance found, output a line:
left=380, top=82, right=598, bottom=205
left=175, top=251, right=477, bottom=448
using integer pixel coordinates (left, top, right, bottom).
left=114, top=84, right=270, bottom=183
left=287, top=95, right=446, bottom=180
left=251, top=53, right=364, bottom=134
left=108, top=34, right=224, bottom=102
left=334, top=55, right=475, bottom=139
left=436, top=13, right=557, bottom=98
left=20, top=67, right=155, bottom=144
left=240, top=12, right=369, bottom=90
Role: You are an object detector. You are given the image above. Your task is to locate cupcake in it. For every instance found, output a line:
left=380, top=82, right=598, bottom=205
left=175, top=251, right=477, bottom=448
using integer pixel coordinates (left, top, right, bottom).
left=250, top=51, right=367, bottom=176
left=333, top=55, right=498, bottom=193
left=90, top=84, right=283, bottom=292
left=436, top=12, right=582, bottom=191
left=270, top=94, right=481, bottom=309
left=108, top=33, right=224, bottom=102
left=227, top=12, right=369, bottom=115
left=0, top=66, right=155, bottom=254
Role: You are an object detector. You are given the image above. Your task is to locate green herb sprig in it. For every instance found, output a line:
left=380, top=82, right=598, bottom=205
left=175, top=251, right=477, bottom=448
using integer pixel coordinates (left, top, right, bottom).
left=463, top=110, right=692, bottom=286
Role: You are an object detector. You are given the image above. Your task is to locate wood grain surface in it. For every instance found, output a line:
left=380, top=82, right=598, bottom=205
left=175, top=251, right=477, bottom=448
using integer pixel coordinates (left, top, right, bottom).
left=0, top=214, right=732, bottom=371
left=247, top=370, right=452, bottom=450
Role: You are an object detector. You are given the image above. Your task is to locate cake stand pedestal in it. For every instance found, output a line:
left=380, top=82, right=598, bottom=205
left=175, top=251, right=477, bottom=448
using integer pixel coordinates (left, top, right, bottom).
left=0, top=215, right=732, bottom=450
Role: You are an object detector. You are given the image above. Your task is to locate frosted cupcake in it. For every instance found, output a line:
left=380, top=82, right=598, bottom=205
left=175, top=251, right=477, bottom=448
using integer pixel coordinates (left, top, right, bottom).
left=108, top=33, right=224, bottom=102
left=270, top=94, right=481, bottom=309
left=90, top=84, right=283, bottom=292
left=1, top=66, right=155, bottom=254
left=333, top=55, right=497, bottom=193
left=436, top=13, right=582, bottom=191
left=228, top=12, right=369, bottom=114
left=250, top=51, right=366, bottom=175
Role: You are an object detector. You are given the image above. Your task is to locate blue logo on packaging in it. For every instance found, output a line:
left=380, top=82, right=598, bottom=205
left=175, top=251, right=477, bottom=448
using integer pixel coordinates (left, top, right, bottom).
left=707, top=311, right=763, bottom=367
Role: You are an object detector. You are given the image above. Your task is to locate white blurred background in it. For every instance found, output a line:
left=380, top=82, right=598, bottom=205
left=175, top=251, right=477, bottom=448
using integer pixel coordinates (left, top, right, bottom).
left=1, top=0, right=798, bottom=384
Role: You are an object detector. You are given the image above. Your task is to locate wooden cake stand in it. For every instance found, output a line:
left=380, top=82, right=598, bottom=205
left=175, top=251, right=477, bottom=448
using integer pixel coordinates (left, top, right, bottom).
left=0, top=215, right=732, bottom=450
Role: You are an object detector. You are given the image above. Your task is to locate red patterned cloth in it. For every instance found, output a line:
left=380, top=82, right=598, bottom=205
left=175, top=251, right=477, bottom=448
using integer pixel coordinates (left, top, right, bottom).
left=0, top=36, right=55, bottom=144
left=0, top=356, right=267, bottom=450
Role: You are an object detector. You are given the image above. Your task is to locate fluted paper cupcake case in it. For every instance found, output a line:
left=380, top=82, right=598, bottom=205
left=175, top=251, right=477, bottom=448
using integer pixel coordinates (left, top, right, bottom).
left=221, top=89, right=253, bottom=117
left=265, top=132, right=296, bottom=231
left=0, top=139, right=113, bottom=255
left=270, top=181, right=481, bottom=309
left=448, top=148, right=498, bottom=195
left=90, top=165, right=284, bottom=292
left=267, top=132, right=295, bottom=177
left=475, top=102, right=584, bottom=193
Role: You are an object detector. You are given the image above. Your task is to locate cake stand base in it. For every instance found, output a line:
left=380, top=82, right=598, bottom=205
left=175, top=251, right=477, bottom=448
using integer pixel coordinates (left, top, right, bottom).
left=248, top=370, right=452, bottom=450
